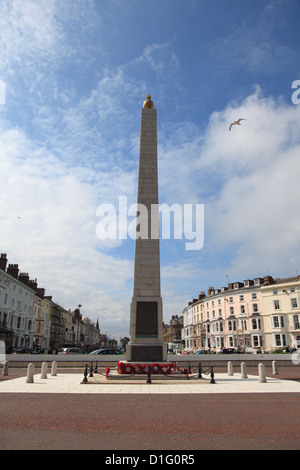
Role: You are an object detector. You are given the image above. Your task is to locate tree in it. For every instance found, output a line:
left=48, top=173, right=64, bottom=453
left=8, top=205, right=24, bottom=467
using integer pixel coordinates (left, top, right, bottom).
left=120, top=337, right=130, bottom=351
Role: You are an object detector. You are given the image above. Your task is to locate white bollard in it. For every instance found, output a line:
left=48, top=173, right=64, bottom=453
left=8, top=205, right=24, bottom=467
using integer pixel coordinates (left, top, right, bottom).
left=227, top=361, right=233, bottom=376
left=51, top=361, right=57, bottom=376
left=41, top=362, right=48, bottom=379
left=2, top=361, right=8, bottom=376
left=26, top=363, right=34, bottom=383
left=241, top=362, right=247, bottom=379
left=258, top=363, right=267, bottom=383
left=272, top=360, right=278, bottom=375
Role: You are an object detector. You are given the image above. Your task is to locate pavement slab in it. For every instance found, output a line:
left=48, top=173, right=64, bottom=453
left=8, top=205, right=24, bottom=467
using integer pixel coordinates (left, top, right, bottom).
left=1, top=372, right=300, bottom=394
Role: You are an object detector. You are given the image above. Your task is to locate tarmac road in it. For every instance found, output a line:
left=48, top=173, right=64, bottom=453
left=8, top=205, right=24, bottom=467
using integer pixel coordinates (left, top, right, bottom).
left=0, top=392, right=299, bottom=451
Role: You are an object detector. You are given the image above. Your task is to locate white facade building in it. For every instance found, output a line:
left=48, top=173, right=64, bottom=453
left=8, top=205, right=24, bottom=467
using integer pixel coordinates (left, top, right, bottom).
left=182, top=302, right=194, bottom=351
left=0, top=260, right=35, bottom=351
left=261, top=276, right=300, bottom=351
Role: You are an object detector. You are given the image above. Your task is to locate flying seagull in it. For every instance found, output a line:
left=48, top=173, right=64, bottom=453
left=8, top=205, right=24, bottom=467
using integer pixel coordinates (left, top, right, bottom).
left=229, top=118, right=247, bottom=131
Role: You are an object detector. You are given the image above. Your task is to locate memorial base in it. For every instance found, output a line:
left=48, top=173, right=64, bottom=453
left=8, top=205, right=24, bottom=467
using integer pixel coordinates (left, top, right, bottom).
left=126, top=343, right=167, bottom=362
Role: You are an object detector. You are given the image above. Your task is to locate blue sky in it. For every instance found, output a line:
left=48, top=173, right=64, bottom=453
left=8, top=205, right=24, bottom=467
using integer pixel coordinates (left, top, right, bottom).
left=1, top=0, right=300, bottom=341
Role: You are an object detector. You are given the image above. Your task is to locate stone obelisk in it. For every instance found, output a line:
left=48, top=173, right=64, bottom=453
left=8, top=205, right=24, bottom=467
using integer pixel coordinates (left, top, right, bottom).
left=126, top=95, right=167, bottom=362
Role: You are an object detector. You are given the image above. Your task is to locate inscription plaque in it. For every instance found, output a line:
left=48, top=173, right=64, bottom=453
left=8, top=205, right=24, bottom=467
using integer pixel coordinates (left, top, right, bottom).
left=130, top=345, right=163, bottom=362
left=136, top=301, right=158, bottom=336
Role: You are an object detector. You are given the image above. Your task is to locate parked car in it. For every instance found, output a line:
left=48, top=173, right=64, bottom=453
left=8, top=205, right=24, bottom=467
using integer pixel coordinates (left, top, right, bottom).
left=195, top=349, right=209, bottom=354
left=221, top=348, right=244, bottom=354
left=12, top=348, right=40, bottom=354
left=89, top=348, right=122, bottom=355
left=58, top=347, right=81, bottom=355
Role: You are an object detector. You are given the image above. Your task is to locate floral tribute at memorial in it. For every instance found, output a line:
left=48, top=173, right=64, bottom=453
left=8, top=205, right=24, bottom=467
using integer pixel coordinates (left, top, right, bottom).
left=106, top=361, right=189, bottom=377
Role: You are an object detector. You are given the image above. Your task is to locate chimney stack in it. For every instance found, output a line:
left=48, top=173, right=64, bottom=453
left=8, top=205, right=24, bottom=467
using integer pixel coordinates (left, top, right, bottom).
left=36, top=288, right=45, bottom=298
left=264, top=275, right=274, bottom=285
left=198, top=292, right=206, bottom=300
left=7, top=264, right=19, bottom=279
left=28, top=279, right=38, bottom=291
left=0, top=253, right=8, bottom=272
left=18, top=272, right=30, bottom=286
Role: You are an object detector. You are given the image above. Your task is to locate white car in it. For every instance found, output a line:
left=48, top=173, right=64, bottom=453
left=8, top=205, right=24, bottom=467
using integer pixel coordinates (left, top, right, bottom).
left=58, top=347, right=81, bottom=355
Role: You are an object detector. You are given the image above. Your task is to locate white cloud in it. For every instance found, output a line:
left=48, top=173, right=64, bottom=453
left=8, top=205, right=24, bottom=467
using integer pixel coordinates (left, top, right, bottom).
left=0, top=120, right=134, bottom=338
left=200, top=89, right=300, bottom=279
left=154, top=87, right=300, bottom=295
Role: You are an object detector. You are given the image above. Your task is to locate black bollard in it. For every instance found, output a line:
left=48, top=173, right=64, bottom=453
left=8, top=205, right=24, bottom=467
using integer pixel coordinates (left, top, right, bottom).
left=89, top=362, right=93, bottom=377
left=188, top=362, right=191, bottom=374
left=94, top=362, right=98, bottom=374
left=147, top=365, right=152, bottom=384
left=82, top=364, right=88, bottom=383
left=210, top=366, right=216, bottom=384
left=198, top=362, right=202, bottom=379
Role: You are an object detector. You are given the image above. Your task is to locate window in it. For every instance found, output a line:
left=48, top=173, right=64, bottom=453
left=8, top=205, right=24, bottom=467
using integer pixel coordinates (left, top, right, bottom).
left=252, top=293, right=257, bottom=300
left=273, top=289, right=278, bottom=294
left=239, top=295, right=244, bottom=302
left=252, top=303, right=258, bottom=313
left=252, top=318, right=261, bottom=330
left=229, top=297, right=233, bottom=303
left=291, top=298, right=298, bottom=308
left=293, top=315, right=300, bottom=330
left=218, top=299, right=221, bottom=305
left=274, top=334, right=286, bottom=347
left=241, top=319, right=247, bottom=330
left=274, top=300, right=280, bottom=310
left=253, top=335, right=263, bottom=348
left=218, top=309, right=222, bottom=317
left=272, top=315, right=285, bottom=328
left=229, top=306, right=234, bottom=315
left=240, top=305, right=245, bottom=314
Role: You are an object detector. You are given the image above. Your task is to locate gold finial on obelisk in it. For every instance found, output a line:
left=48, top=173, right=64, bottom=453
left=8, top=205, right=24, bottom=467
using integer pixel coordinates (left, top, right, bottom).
left=143, top=94, right=154, bottom=108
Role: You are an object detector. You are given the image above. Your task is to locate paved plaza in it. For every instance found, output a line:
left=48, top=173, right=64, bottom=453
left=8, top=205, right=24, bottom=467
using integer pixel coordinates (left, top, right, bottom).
left=1, top=369, right=300, bottom=394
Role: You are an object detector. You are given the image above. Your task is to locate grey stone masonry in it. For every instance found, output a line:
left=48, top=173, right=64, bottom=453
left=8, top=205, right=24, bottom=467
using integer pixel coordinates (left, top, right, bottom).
left=127, top=103, right=167, bottom=362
